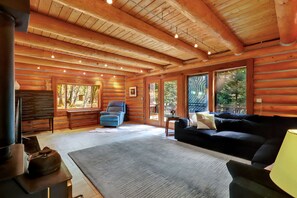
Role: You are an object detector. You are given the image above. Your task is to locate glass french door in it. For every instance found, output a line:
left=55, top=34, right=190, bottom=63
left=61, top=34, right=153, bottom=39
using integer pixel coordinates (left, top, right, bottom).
left=146, top=77, right=182, bottom=127
left=146, top=79, right=161, bottom=126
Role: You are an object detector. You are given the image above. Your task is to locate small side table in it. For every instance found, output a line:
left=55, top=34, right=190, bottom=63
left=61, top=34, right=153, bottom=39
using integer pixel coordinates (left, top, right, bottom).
left=165, top=116, right=179, bottom=137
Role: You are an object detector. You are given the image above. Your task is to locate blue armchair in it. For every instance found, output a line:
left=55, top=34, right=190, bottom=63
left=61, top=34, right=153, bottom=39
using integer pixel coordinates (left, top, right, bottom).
left=100, top=101, right=126, bottom=127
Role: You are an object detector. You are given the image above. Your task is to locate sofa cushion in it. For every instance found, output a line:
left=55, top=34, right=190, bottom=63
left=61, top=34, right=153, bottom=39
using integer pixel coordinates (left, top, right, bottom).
left=215, top=112, right=258, bottom=120
left=212, top=131, right=266, bottom=148
left=184, top=127, right=217, bottom=137
left=251, top=138, right=283, bottom=168
left=215, top=118, right=244, bottom=132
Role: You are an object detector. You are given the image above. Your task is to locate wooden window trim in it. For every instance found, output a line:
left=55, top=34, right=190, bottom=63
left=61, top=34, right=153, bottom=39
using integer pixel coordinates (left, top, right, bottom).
left=52, top=77, right=103, bottom=117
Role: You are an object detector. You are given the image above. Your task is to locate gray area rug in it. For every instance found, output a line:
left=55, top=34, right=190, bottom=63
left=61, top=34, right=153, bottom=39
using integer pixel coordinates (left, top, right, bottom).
left=69, top=137, right=245, bottom=198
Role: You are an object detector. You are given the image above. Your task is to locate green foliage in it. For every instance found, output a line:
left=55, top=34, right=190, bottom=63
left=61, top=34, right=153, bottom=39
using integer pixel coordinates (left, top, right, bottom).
left=216, top=68, right=246, bottom=112
left=164, top=81, right=177, bottom=111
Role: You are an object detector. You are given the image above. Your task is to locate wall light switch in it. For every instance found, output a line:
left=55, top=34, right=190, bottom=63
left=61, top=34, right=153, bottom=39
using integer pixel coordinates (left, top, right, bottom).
left=256, top=98, right=262, bottom=103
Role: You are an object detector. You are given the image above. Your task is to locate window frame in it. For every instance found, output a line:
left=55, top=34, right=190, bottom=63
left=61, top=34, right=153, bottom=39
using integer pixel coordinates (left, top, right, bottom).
left=52, top=77, right=103, bottom=116
left=185, top=59, right=254, bottom=115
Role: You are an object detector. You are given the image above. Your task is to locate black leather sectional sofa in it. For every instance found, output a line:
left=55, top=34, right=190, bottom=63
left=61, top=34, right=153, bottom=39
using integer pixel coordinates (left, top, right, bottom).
left=175, top=112, right=297, bottom=197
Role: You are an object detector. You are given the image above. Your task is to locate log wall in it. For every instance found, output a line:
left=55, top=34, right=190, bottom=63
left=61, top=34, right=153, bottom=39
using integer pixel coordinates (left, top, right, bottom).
left=253, top=51, right=297, bottom=116
left=16, top=63, right=125, bottom=132
left=125, top=78, right=145, bottom=123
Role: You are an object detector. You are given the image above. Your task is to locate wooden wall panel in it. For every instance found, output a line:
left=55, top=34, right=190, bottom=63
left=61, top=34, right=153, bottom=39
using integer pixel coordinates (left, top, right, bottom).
left=16, top=63, right=125, bottom=132
left=125, top=78, right=145, bottom=123
left=254, top=51, right=297, bottom=117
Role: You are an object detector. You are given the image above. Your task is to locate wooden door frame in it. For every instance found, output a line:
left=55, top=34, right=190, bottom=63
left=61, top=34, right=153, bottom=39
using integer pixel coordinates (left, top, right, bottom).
left=145, top=77, right=161, bottom=126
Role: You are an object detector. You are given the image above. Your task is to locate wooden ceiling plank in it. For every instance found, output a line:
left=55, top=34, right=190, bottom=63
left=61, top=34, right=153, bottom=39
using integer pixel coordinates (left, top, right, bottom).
left=15, top=55, right=133, bottom=76
left=75, top=13, right=91, bottom=27
left=29, top=12, right=183, bottom=65
left=274, top=0, right=297, bottom=46
left=48, top=1, right=63, bottom=17
left=53, top=0, right=208, bottom=60
left=15, top=32, right=164, bottom=70
left=83, top=16, right=98, bottom=29
left=30, top=0, right=40, bottom=11
left=38, top=0, right=53, bottom=14
left=58, top=6, right=73, bottom=20
left=15, top=45, right=149, bottom=74
left=165, top=0, right=244, bottom=55
left=67, top=9, right=82, bottom=24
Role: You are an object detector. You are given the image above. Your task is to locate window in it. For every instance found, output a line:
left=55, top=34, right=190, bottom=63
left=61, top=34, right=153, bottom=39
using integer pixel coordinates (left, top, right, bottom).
left=57, top=84, right=100, bottom=109
left=188, top=74, right=208, bottom=113
left=215, top=67, right=246, bottom=114
left=53, top=77, right=102, bottom=114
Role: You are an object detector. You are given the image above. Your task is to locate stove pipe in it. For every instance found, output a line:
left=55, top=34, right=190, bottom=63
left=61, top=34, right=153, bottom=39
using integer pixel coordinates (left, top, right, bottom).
left=0, top=0, right=30, bottom=162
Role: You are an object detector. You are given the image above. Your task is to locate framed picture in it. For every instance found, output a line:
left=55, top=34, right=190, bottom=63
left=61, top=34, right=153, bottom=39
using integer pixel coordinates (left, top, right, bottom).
left=129, top=86, right=137, bottom=97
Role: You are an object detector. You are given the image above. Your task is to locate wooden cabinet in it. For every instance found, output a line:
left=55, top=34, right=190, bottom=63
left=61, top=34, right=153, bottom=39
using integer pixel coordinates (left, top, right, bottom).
left=15, top=90, right=54, bottom=133
left=67, top=109, right=101, bottom=129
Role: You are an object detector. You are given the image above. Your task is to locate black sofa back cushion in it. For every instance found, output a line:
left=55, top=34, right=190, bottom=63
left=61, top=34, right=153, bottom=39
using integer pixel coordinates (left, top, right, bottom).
left=215, top=112, right=258, bottom=120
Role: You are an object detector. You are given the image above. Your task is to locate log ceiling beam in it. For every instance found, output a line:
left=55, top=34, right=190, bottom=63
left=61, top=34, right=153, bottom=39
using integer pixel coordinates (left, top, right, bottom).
left=165, top=0, right=244, bottom=55
left=132, top=42, right=297, bottom=79
left=29, top=12, right=183, bottom=66
left=15, top=55, right=133, bottom=76
left=274, top=0, right=297, bottom=46
left=15, top=45, right=149, bottom=74
left=53, top=0, right=208, bottom=61
left=15, top=32, right=163, bottom=70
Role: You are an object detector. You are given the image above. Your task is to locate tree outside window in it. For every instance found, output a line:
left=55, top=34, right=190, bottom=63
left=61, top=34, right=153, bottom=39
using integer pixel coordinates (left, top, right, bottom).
left=57, top=84, right=100, bottom=109
left=215, top=67, right=246, bottom=114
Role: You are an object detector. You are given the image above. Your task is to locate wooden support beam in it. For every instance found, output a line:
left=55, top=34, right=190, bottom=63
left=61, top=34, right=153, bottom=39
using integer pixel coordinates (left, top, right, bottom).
left=29, top=12, right=183, bottom=66
left=15, top=32, right=163, bottom=70
left=165, top=0, right=244, bottom=55
left=132, top=42, right=297, bottom=78
left=15, top=55, right=133, bottom=76
left=15, top=45, right=149, bottom=74
left=274, top=0, right=297, bottom=46
left=53, top=0, right=208, bottom=61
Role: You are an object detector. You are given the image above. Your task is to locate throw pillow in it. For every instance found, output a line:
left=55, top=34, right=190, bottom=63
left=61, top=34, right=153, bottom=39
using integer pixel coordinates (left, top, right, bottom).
left=189, top=111, right=209, bottom=127
left=196, top=112, right=217, bottom=130
left=189, top=113, right=197, bottom=126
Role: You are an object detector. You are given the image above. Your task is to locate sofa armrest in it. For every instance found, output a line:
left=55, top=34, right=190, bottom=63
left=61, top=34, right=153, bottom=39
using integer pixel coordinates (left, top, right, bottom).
left=174, top=118, right=189, bottom=129
left=230, top=177, right=291, bottom=198
left=226, top=160, right=289, bottom=196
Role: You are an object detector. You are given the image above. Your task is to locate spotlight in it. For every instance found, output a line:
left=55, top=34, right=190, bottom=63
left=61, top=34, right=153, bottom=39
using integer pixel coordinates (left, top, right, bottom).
left=174, top=33, right=179, bottom=39
left=106, top=0, right=113, bottom=4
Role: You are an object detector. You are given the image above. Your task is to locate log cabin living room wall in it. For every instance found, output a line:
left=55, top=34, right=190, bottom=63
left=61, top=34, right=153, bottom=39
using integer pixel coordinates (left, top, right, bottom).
left=126, top=46, right=297, bottom=127
left=15, top=63, right=125, bottom=132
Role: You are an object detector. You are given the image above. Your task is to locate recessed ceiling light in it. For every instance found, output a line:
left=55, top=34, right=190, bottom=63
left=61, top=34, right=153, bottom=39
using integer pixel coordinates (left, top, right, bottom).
left=140, top=70, right=143, bottom=73
left=37, top=66, right=40, bottom=70
left=101, top=74, right=104, bottom=77
left=83, top=72, right=86, bottom=75
left=79, top=60, right=82, bottom=63
left=113, top=75, right=116, bottom=78
left=194, top=43, right=198, bottom=48
left=106, top=0, right=113, bottom=4
left=104, top=64, right=108, bottom=67
left=63, top=70, right=66, bottom=73
left=51, top=55, right=55, bottom=59
left=208, top=51, right=211, bottom=55
left=120, top=67, right=123, bottom=69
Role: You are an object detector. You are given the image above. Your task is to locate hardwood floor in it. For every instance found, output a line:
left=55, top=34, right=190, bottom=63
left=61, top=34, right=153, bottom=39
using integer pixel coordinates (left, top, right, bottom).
left=27, top=123, right=165, bottom=198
